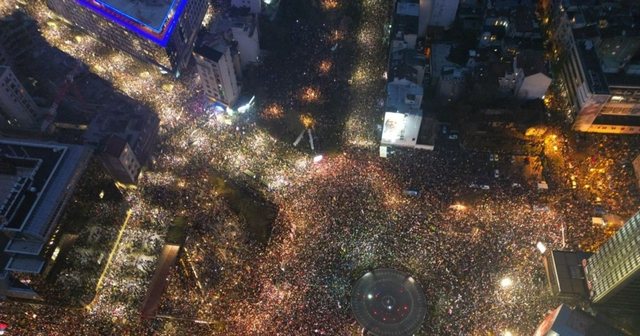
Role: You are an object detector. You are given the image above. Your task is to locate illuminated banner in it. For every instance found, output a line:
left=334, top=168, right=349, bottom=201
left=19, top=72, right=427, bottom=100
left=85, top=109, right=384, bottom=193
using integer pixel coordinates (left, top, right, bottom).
left=381, top=112, right=406, bottom=144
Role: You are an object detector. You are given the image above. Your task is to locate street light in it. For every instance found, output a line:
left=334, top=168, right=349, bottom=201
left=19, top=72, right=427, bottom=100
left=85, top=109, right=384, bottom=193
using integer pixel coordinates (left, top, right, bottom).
left=502, top=331, right=513, bottom=336
left=536, top=242, right=547, bottom=254
left=313, top=155, right=323, bottom=163
left=500, top=277, right=513, bottom=288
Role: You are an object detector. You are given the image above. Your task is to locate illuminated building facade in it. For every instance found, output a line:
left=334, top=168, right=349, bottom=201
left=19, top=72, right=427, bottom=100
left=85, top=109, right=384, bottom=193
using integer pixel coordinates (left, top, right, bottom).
left=585, top=210, right=640, bottom=310
left=46, top=0, right=208, bottom=75
left=545, top=0, right=640, bottom=134
left=560, top=41, right=640, bottom=134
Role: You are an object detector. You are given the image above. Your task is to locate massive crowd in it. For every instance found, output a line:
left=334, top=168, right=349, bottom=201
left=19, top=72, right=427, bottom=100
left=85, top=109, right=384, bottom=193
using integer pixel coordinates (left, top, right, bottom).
left=1, top=0, right=639, bottom=335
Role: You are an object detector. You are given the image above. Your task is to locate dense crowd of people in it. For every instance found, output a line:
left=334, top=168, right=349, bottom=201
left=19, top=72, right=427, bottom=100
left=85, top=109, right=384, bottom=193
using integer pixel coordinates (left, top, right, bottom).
left=2, top=0, right=639, bottom=335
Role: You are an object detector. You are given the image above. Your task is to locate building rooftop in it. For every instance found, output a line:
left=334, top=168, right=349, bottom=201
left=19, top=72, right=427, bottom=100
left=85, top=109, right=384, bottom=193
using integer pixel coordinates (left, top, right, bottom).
left=0, top=139, right=91, bottom=240
left=194, top=31, right=227, bottom=62
left=386, top=79, right=423, bottom=116
left=543, top=250, right=591, bottom=298
left=5, top=255, right=44, bottom=273
left=578, top=42, right=610, bottom=94
left=392, top=0, right=419, bottom=37
left=606, top=73, right=640, bottom=88
left=389, top=49, right=426, bottom=83
left=103, top=135, right=128, bottom=157
left=97, top=0, right=177, bottom=33
left=517, top=49, right=548, bottom=76
left=86, top=109, right=159, bottom=161
left=77, top=0, right=188, bottom=46
left=396, top=1, right=419, bottom=17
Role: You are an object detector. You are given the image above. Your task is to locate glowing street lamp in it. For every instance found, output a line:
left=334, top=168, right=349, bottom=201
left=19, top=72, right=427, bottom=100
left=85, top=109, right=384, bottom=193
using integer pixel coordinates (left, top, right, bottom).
left=502, top=331, right=513, bottom=336
left=536, top=242, right=547, bottom=254
left=313, top=155, right=324, bottom=163
left=500, top=277, right=513, bottom=288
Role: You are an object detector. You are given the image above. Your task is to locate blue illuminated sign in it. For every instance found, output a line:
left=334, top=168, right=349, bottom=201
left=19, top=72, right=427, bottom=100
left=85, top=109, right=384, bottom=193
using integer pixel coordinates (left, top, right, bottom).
left=75, top=0, right=188, bottom=47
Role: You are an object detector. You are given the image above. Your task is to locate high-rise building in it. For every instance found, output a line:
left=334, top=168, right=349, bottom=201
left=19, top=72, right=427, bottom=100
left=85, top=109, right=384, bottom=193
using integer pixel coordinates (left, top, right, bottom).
left=559, top=40, right=640, bottom=134
left=0, top=139, right=91, bottom=300
left=194, top=33, right=242, bottom=106
left=545, top=0, right=640, bottom=134
left=99, top=135, right=141, bottom=185
left=542, top=250, right=591, bottom=299
left=0, top=66, right=39, bottom=129
left=46, top=0, right=209, bottom=75
left=585, top=210, right=640, bottom=310
left=193, top=16, right=242, bottom=107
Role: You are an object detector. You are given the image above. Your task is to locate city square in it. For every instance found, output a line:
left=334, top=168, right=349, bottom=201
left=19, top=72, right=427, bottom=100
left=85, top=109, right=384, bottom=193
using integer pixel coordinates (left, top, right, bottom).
left=0, top=0, right=639, bottom=335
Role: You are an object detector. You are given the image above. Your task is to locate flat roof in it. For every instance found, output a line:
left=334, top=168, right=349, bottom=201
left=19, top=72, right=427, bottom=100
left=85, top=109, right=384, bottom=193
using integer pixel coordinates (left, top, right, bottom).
left=0, top=139, right=91, bottom=238
left=396, top=1, right=419, bottom=17
left=577, top=43, right=610, bottom=94
left=544, top=250, right=590, bottom=297
left=392, top=1, right=419, bottom=36
left=606, top=73, right=640, bottom=88
left=386, top=79, right=423, bottom=116
left=5, top=256, right=45, bottom=273
left=97, top=0, right=176, bottom=33
left=534, top=305, right=625, bottom=336
left=77, top=0, right=188, bottom=46
left=4, top=239, right=44, bottom=255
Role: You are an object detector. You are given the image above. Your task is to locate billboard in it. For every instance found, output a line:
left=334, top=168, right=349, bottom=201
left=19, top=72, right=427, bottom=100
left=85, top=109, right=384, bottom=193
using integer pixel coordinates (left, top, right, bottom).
left=381, top=112, right=422, bottom=148
left=381, top=112, right=407, bottom=144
